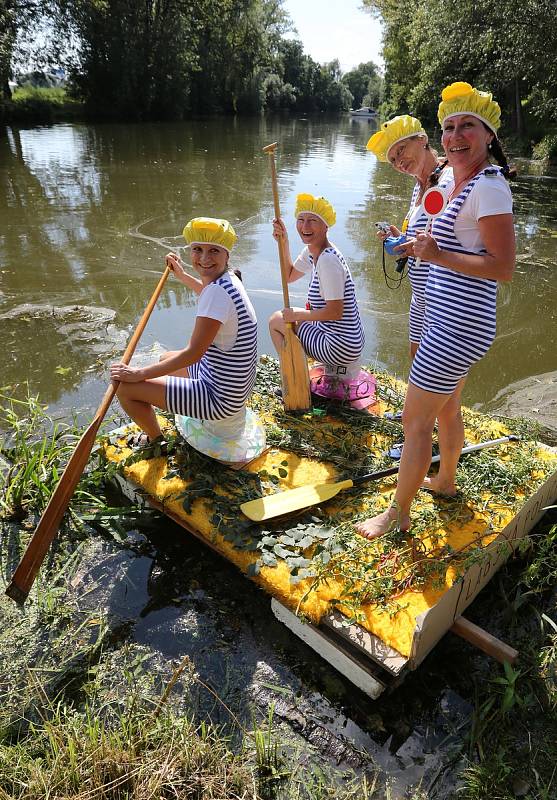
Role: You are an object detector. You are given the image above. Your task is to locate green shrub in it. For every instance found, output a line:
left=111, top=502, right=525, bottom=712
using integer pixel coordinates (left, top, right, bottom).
left=9, top=86, right=82, bottom=122
left=532, top=133, right=557, bottom=162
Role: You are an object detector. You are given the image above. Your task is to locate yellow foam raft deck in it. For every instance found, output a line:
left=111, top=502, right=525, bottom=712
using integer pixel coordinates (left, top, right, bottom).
left=102, top=378, right=557, bottom=699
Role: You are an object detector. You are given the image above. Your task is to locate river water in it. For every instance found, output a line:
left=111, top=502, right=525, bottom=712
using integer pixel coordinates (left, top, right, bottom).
left=1, top=115, right=556, bottom=415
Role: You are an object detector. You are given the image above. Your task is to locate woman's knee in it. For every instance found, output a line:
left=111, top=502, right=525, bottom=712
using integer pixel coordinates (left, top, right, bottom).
left=268, top=311, right=284, bottom=332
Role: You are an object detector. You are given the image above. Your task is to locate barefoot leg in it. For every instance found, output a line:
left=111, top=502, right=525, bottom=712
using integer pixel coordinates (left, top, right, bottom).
left=355, top=382, right=451, bottom=540
left=422, top=376, right=466, bottom=496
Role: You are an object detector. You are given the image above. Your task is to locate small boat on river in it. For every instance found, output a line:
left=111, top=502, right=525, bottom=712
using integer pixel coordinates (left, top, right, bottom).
left=101, top=363, right=557, bottom=698
left=349, top=106, right=378, bottom=118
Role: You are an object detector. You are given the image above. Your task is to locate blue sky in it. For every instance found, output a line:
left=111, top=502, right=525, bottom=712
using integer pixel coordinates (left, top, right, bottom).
left=282, top=0, right=384, bottom=73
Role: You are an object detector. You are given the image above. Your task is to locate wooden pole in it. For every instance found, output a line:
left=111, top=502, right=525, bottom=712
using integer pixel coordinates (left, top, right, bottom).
left=451, top=616, right=518, bottom=665
left=262, top=142, right=311, bottom=412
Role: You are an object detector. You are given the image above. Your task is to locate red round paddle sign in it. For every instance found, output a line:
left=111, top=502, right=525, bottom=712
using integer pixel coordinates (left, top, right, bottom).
left=422, top=187, right=447, bottom=217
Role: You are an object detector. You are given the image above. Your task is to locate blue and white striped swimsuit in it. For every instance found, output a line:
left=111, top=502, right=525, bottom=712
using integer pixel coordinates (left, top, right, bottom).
left=166, top=273, right=257, bottom=420
left=409, top=168, right=502, bottom=395
left=406, top=169, right=453, bottom=343
left=297, top=246, right=365, bottom=365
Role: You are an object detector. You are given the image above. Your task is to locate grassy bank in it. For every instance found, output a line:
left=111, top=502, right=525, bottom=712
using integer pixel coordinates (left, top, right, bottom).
left=6, top=87, right=84, bottom=123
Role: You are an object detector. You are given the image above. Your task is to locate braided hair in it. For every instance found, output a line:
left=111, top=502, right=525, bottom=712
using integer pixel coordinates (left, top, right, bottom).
left=488, top=137, right=517, bottom=180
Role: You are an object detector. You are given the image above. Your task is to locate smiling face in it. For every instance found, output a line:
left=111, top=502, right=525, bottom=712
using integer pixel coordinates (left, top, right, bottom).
left=296, top=213, right=328, bottom=248
left=441, top=114, right=493, bottom=170
left=387, top=134, right=429, bottom=177
left=190, top=243, right=229, bottom=283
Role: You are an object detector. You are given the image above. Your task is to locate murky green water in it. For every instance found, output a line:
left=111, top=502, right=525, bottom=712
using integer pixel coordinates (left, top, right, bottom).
left=1, top=115, right=556, bottom=413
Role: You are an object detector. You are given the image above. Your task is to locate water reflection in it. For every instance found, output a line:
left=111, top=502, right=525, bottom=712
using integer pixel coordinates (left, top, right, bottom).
left=0, top=117, right=556, bottom=410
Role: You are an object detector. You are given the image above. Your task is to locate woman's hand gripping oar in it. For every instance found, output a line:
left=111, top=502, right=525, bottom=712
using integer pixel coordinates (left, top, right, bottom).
left=5, top=265, right=172, bottom=604
left=240, top=435, right=519, bottom=522
left=263, top=142, right=311, bottom=412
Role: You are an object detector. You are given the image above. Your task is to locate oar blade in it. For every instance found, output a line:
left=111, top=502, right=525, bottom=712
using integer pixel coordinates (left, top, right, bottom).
left=241, top=479, right=353, bottom=522
left=280, top=328, right=311, bottom=412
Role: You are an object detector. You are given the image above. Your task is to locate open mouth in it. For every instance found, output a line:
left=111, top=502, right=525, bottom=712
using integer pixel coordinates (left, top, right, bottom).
left=449, top=145, right=469, bottom=153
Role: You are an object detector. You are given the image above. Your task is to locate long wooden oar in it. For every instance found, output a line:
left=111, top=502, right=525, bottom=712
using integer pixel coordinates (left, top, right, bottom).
left=263, top=142, right=311, bottom=412
left=240, top=435, right=519, bottom=522
left=5, top=265, right=172, bottom=604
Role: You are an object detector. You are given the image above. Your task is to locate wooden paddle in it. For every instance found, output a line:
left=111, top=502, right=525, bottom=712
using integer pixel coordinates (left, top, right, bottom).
left=240, top=435, right=519, bottom=522
left=5, top=265, right=172, bottom=604
left=263, top=142, right=311, bottom=412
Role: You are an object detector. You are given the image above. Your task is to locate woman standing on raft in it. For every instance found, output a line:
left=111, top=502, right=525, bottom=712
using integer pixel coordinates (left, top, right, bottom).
left=366, top=115, right=452, bottom=357
left=269, top=193, right=365, bottom=381
left=357, top=81, right=516, bottom=539
left=110, top=217, right=258, bottom=451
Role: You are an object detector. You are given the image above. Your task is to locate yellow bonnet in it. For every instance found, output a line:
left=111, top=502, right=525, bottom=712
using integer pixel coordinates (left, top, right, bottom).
left=295, top=193, right=336, bottom=227
left=366, top=115, right=426, bottom=162
left=438, top=81, right=501, bottom=133
left=182, top=217, right=237, bottom=252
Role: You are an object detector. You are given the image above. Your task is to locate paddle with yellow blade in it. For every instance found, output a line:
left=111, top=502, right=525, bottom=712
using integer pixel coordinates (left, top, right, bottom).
left=5, top=265, right=172, bottom=604
left=262, top=142, right=311, bottom=412
left=240, top=435, right=519, bottom=522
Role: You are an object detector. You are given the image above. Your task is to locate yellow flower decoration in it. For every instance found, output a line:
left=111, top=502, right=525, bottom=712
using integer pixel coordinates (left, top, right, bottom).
left=366, top=115, right=426, bottom=162
left=183, top=217, right=237, bottom=252
left=295, top=193, right=336, bottom=227
left=438, top=81, right=501, bottom=133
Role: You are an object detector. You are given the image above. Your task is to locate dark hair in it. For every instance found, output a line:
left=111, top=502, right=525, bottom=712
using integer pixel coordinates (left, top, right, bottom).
left=426, top=157, right=449, bottom=190
left=488, top=136, right=517, bottom=180
left=232, top=268, right=243, bottom=281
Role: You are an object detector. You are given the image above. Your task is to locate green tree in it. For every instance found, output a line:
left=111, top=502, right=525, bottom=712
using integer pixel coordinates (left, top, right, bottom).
left=363, top=0, right=557, bottom=137
left=342, top=60, right=382, bottom=109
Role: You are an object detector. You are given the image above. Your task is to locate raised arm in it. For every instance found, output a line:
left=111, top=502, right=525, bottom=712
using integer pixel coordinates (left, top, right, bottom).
left=165, top=252, right=204, bottom=294
left=272, top=218, right=305, bottom=282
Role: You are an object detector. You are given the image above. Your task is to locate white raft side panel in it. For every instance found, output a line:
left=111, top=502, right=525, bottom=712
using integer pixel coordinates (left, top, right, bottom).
left=321, top=610, right=408, bottom=676
left=410, top=451, right=557, bottom=669
left=271, top=598, right=387, bottom=700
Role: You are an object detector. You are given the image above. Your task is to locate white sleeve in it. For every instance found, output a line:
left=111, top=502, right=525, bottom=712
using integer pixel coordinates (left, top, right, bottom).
left=316, top=251, right=346, bottom=301
left=197, top=283, right=235, bottom=323
left=293, top=246, right=313, bottom=274
left=468, top=174, right=513, bottom=220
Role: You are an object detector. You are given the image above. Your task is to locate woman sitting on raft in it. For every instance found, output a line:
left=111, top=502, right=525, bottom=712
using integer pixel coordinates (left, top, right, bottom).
left=366, top=115, right=452, bottom=358
left=110, top=217, right=258, bottom=452
left=356, top=81, right=516, bottom=540
left=269, top=193, right=365, bottom=380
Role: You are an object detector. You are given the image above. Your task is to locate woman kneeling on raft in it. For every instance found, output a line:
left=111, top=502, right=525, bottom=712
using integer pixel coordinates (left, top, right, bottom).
left=269, top=193, right=365, bottom=380
left=356, top=81, right=516, bottom=540
left=110, top=217, right=257, bottom=449
left=367, top=115, right=452, bottom=359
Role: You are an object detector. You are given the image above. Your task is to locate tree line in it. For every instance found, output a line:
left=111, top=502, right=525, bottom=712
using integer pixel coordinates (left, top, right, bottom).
left=0, top=0, right=382, bottom=120
left=363, top=0, right=557, bottom=155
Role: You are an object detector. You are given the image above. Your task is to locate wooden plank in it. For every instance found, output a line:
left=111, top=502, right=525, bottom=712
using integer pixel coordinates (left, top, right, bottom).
left=321, top=610, right=408, bottom=676
left=451, top=616, right=518, bottom=664
left=271, top=599, right=387, bottom=699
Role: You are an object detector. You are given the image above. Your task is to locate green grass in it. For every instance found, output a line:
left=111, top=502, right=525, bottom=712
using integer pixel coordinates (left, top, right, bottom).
left=9, top=86, right=84, bottom=122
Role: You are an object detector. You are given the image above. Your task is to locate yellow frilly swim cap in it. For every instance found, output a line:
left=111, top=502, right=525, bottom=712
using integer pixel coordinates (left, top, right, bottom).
left=366, top=115, right=426, bottom=162
left=182, top=217, right=237, bottom=252
left=295, top=193, right=336, bottom=227
left=438, top=81, right=501, bottom=134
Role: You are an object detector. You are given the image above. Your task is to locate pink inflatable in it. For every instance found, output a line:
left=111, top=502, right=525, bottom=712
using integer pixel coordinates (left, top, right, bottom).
left=309, top=365, right=377, bottom=409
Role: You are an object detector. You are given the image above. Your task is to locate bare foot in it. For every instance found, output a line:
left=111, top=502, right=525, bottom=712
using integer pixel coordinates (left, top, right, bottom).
left=355, top=507, right=410, bottom=540
left=421, top=475, right=457, bottom=496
